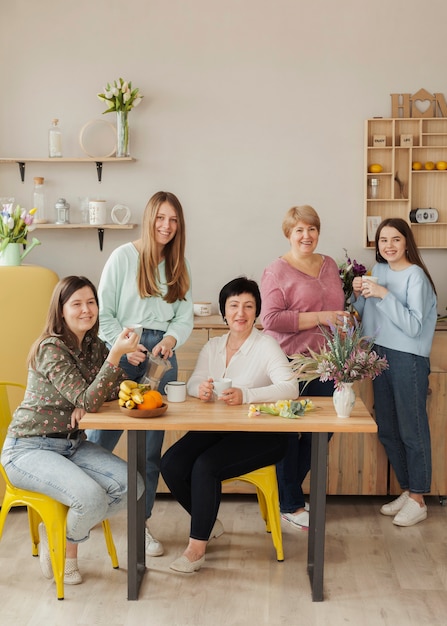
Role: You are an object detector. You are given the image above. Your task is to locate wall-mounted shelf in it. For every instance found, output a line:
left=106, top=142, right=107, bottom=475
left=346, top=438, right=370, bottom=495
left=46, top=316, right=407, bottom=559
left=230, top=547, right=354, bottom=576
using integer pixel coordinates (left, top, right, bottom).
left=0, top=156, right=134, bottom=182
left=364, top=118, right=447, bottom=248
left=34, top=223, right=137, bottom=250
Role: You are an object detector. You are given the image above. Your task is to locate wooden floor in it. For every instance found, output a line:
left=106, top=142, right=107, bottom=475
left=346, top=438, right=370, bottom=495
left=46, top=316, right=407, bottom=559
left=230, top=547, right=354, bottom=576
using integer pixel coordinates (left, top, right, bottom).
left=0, top=494, right=446, bottom=625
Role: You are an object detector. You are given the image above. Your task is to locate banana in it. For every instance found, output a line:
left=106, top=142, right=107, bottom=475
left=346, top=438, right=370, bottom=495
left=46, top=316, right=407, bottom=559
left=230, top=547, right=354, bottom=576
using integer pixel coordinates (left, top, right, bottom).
left=131, top=390, right=144, bottom=404
left=118, top=398, right=127, bottom=407
left=119, top=389, right=131, bottom=401
left=120, top=380, right=138, bottom=394
left=125, top=399, right=136, bottom=409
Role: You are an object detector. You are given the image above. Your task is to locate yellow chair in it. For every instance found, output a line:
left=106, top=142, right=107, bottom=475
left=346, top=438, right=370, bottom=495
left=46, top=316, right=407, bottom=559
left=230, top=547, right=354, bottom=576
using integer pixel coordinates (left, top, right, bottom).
left=223, top=465, right=284, bottom=561
left=0, top=381, right=119, bottom=600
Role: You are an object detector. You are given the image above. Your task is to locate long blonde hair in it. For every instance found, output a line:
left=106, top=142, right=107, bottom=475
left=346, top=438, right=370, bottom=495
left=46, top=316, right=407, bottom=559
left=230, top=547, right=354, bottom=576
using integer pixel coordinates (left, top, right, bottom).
left=138, top=191, right=190, bottom=303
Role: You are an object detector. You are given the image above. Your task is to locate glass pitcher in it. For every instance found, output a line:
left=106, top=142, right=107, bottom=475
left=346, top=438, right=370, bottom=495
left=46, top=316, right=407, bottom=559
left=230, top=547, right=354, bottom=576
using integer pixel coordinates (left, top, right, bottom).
left=143, top=352, right=172, bottom=390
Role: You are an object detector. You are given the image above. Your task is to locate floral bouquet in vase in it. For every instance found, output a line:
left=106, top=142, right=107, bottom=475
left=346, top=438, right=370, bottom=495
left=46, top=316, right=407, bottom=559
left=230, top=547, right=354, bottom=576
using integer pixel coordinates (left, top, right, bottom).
left=289, top=321, right=388, bottom=417
left=97, top=78, right=143, bottom=157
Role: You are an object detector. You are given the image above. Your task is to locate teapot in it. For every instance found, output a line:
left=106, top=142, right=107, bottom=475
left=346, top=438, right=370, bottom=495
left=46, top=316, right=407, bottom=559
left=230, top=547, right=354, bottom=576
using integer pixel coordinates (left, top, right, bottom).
left=0, top=237, right=41, bottom=266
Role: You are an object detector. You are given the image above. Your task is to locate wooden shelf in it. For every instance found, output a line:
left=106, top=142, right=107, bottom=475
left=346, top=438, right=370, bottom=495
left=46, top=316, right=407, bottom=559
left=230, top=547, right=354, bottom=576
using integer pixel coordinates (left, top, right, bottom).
left=0, top=156, right=135, bottom=182
left=365, top=118, right=447, bottom=248
left=34, top=223, right=137, bottom=250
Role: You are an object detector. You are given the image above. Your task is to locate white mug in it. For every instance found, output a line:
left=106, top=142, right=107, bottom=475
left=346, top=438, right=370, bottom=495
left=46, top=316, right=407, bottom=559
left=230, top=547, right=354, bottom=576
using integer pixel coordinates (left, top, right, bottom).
left=128, top=324, right=143, bottom=341
left=164, top=381, right=186, bottom=402
left=213, top=378, right=232, bottom=398
left=89, top=200, right=107, bottom=225
left=362, top=276, right=379, bottom=285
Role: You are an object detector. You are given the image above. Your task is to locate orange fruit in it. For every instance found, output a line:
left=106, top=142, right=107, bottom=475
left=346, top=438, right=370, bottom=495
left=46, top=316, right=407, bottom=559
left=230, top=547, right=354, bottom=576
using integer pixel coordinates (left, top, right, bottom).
left=137, top=390, right=163, bottom=410
left=425, top=161, right=435, bottom=170
left=436, top=161, right=447, bottom=170
left=412, top=161, right=422, bottom=170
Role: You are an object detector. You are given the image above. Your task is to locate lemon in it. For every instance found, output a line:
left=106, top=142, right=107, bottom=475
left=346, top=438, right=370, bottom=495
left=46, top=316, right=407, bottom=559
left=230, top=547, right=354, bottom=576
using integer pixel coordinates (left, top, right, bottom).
left=436, top=161, right=447, bottom=170
left=425, top=161, right=435, bottom=170
left=412, top=161, right=423, bottom=170
left=368, top=163, right=383, bottom=173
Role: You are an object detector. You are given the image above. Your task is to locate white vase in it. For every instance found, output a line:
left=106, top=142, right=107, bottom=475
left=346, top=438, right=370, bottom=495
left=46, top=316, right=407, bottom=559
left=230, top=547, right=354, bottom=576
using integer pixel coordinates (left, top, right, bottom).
left=333, top=382, right=356, bottom=418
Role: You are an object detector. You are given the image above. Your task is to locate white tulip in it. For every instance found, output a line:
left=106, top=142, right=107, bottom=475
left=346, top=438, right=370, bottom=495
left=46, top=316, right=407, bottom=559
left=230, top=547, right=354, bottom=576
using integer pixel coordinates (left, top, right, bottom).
left=123, top=92, right=131, bottom=103
left=133, top=97, right=142, bottom=107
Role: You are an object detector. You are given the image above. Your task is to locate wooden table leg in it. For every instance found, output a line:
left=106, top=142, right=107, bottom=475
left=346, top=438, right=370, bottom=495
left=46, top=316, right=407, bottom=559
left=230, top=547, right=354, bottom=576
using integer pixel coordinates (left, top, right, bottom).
left=307, top=431, right=328, bottom=602
left=127, top=430, right=147, bottom=600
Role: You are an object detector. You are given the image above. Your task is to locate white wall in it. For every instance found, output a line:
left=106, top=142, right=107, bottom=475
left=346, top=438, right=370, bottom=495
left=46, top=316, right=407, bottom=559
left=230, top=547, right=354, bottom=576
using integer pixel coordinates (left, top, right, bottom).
left=1, top=0, right=446, bottom=314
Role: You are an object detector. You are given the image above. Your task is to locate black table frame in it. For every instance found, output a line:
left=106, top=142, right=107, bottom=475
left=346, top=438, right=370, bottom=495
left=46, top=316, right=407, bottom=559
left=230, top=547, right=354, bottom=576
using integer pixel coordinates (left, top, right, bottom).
left=126, top=429, right=329, bottom=602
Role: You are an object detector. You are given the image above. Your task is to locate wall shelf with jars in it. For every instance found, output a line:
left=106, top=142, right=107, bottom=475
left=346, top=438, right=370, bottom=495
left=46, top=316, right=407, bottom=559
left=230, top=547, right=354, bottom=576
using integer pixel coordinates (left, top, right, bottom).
left=364, top=118, right=447, bottom=248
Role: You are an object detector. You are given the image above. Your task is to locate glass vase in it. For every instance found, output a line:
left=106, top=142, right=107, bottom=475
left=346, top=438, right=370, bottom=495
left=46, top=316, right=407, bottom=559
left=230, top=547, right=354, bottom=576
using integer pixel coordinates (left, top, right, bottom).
left=332, top=382, right=356, bottom=418
left=116, top=110, right=130, bottom=157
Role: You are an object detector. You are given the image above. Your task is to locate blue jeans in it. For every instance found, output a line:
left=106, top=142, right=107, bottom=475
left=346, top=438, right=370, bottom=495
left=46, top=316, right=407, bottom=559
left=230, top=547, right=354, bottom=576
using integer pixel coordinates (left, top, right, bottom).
left=373, top=345, right=432, bottom=494
left=86, top=329, right=178, bottom=519
left=1, top=435, right=133, bottom=543
left=276, top=378, right=333, bottom=513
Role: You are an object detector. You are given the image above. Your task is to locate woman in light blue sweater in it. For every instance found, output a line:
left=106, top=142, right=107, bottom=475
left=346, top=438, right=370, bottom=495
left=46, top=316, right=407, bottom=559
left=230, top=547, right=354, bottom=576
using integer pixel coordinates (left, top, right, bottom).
left=87, top=191, right=193, bottom=556
left=353, top=218, right=437, bottom=527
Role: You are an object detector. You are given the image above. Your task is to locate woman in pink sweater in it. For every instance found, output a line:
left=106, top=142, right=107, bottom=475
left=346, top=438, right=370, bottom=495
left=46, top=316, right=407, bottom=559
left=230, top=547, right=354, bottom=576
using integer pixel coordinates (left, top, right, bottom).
left=260, top=205, right=346, bottom=530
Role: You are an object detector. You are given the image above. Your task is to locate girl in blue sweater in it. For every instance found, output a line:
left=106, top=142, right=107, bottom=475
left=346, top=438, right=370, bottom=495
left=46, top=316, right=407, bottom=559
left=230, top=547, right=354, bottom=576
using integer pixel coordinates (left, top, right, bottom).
left=353, top=218, right=437, bottom=526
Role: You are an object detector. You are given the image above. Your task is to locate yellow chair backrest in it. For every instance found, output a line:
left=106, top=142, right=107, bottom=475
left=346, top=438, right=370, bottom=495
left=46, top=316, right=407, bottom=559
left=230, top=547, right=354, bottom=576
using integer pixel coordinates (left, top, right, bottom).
left=0, top=381, right=26, bottom=452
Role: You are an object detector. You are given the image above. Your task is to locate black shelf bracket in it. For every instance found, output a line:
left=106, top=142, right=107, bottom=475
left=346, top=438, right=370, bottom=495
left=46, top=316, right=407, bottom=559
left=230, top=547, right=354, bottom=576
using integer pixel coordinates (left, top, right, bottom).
left=96, top=162, right=103, bottom=182
left=17, top=162, right=26, bottom=182
left=97, top=228, right=105, bottom=251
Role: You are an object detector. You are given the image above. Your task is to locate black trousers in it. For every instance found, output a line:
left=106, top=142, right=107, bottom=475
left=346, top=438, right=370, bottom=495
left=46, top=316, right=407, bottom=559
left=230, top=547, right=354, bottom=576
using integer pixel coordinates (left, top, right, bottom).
left=161, top=431, right=288, bottom=540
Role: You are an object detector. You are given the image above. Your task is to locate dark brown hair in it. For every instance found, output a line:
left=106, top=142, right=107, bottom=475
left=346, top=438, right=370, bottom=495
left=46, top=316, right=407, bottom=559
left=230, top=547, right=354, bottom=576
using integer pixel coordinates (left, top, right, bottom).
left=28, top=276, right=99, bottom=367
left=138, top=191, right=190, bottom=303
left=375, top=218, right=437, bottom=295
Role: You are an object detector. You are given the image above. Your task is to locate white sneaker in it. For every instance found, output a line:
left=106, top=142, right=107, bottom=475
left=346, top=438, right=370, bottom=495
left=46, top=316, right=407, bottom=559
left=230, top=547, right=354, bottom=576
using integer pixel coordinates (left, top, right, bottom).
left=281, top=510, right=309, bottom=530
left=145, top=528, right=164, bottom=556
left=380, top=491, right=409, bottom=516
left=38, top=523, right=53, bottom=579
left=64, top=558, right=83, bottom=585
left=393, top=498, right=427, bottom=527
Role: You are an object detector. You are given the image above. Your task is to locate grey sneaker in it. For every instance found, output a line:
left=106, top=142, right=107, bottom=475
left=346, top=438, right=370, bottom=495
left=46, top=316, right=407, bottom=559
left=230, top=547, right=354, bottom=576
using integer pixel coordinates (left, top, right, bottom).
left=145, top=528, right=164, bottom=556
left=380, top=491, right=410, bottom=516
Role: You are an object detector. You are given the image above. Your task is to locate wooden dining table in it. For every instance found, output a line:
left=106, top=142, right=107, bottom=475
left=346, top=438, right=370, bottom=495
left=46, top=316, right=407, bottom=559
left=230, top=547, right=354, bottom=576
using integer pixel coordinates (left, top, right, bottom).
left=80, top=396, right=376, bottom=602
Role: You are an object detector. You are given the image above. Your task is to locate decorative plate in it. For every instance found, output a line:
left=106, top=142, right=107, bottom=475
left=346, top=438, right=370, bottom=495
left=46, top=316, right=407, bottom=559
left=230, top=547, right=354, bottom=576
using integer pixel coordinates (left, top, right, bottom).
left=79, top=118, right=116, bottom=158
left=119, top=403, right=168, bottom=418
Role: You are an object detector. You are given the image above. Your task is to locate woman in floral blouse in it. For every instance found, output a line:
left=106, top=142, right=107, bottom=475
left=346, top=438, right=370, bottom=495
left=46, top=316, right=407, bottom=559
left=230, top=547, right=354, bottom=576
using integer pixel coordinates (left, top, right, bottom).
left=1, top=275, right=142, bottom=585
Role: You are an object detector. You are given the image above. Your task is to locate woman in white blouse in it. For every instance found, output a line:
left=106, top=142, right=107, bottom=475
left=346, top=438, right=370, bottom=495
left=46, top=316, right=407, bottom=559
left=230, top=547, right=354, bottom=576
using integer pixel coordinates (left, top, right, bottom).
left=161, top=277, right=297, bottom=573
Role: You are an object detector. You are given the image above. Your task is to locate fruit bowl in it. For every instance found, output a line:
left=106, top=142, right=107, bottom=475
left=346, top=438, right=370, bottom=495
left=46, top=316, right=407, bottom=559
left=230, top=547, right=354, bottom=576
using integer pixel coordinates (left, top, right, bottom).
left=119, top=402, right=168, bottom=418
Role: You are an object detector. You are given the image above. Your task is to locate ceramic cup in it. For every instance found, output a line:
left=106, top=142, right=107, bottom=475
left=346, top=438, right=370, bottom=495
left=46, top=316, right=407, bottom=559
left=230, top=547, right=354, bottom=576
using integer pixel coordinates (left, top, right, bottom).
left=164, top=381, right=186, bottom=402
left=89, top=200, right=107, bottom=225
left=213, top=378, right=232, bottom=399
left=194, top=302, right=212, bottom=316
left=362, top=276, right=379, bottom=285
left=129, top=324, right=143, bottom=341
